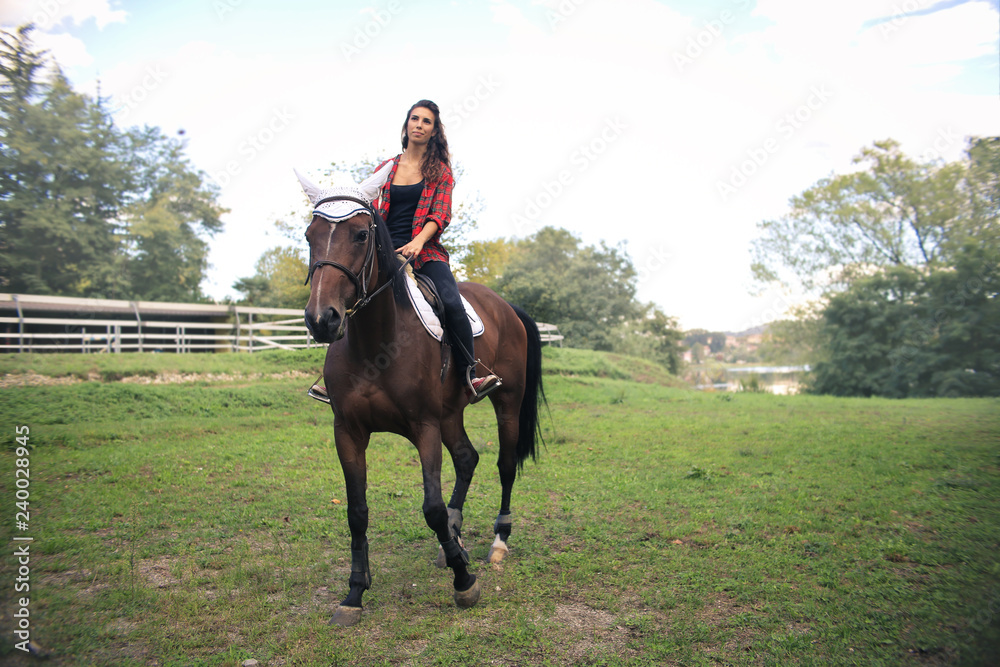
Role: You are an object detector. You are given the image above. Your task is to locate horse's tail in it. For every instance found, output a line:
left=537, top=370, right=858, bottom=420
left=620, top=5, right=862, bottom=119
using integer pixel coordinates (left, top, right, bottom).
left=510, top=303, right=546, bottom=471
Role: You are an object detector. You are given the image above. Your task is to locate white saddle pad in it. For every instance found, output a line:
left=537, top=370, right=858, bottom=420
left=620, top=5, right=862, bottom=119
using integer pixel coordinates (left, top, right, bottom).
left=404, top=273, right=484, bottom=341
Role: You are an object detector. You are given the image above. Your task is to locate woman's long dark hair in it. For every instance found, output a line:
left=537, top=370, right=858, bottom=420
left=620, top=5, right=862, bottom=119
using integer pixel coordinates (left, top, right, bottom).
left=400, top=99, right=451, bottom=184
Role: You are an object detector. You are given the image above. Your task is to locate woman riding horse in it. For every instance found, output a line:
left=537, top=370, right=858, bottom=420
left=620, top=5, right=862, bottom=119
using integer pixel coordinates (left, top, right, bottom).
left=298, top=114, right=546, bottom=625
left=311, top=99, right=500, bottom=403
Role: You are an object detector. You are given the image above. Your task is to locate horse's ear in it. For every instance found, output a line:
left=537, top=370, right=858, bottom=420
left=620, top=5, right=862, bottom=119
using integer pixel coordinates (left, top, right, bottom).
left=294, top=168, right=324, bottom=206
left=359, top=162, right=393, bottom=203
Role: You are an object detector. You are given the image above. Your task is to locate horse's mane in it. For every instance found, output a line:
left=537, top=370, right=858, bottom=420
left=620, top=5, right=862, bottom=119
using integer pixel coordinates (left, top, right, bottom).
left=371, top=209, right=411, bottom=307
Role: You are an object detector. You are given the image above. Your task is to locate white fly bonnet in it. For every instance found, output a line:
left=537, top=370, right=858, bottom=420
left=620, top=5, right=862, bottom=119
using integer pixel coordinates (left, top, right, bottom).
left=294, top=162, right=393, bottom=222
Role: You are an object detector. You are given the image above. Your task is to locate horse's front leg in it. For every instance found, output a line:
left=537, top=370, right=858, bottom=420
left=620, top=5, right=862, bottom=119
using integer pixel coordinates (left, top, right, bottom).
left=416, top=428, right=482, bottom=609
left=330, top=424, right=371, bottom=627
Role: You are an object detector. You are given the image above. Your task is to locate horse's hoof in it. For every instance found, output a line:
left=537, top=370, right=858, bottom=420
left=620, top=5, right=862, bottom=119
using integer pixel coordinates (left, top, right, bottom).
left=487, top=538, right=509, bottom=564
left=329, top=605, right=363, bottom=627
left=487, top=547, right=508, bottom=563
left=454, top=577, right=481, bottom=609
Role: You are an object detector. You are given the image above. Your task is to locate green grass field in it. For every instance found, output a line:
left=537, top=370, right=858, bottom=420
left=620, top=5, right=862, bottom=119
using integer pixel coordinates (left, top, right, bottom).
left=1, top=349, right=998, bottom=666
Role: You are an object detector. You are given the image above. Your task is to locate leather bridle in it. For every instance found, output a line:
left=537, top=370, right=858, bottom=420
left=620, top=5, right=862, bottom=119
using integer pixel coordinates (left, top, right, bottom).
left=303, top=195, right=407, bottom=317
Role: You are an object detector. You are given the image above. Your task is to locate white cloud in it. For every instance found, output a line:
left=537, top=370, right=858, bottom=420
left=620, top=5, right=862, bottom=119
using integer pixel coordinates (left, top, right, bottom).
left=0, top=0, right=127, bottom=31
left=31, top=30, right=92, bottom=67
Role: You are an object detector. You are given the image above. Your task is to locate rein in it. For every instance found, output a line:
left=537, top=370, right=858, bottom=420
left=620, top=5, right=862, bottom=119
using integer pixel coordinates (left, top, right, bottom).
left=304, top=194, right=411, bottom=317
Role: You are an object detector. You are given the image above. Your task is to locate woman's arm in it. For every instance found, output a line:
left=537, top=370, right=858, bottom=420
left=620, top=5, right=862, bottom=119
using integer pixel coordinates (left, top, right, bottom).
left=397, top=221, right=439, bottom=259
left=423, top=168, right=453, bottom=234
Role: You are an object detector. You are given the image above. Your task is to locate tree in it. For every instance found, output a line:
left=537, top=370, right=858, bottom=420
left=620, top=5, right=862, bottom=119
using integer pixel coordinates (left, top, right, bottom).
left=708, top=333, right=726, bottom=354
left=683, top=329, right=711, bottom=347
left=121, top=126, right=226, bottom=301
left=752, top=137, right=999, bottom=397
left=1, top=26, right=128, bottom=296
left=492, top=226, right=643, bottom=350
left=459, top=237, right=520, bottom=286
left=751, top=139, right=967, bottom=293
left=612, top=305, right=683, bottom=374
left=232, top=244, right=309, bottom=308
left=959, top=137, right=1000, bottom=257
left=810, top=246, right=999, bottom=397
left=756, top=308, right=822, bottom=367
left=0, top=25, right=225, bottom=301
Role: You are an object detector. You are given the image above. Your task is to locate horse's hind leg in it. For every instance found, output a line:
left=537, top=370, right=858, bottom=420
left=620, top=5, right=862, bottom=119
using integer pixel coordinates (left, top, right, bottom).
left=489, top=399, right=520, bottom=564
left=434, top=418, right=480, bottom=568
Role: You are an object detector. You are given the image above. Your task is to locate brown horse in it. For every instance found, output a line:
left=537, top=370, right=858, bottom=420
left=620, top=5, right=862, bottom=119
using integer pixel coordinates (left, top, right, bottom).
left=297, top=170, right=545, bottom=627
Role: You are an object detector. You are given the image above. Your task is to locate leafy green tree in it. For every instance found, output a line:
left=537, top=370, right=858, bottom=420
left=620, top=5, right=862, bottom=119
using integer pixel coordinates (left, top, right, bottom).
left=232, top=244, right=309, bottom=308
left=683, top=329, right=711, bottom=347
left=1, top=25, right=128, bottom=296
left=751, top=139, right=967, bottom=292
left=753, top=137, right=999, bottom=397
left=810, top=245, right=999, bottom=397
left=121, top=127, right=226, bottom=301
left=959, top=137, right=1000, bottom=257
left=0, top=25, right=225, bottom=301
left=612, top=306, right=683, bottom=374
left=459, top=237, right=520, bottom=286
left=756, top=308, right=822, bottom=367
left=492, top=226, right=643, bottom=350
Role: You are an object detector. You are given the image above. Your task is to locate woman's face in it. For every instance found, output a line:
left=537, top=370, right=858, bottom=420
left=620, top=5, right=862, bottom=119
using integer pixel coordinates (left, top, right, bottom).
left=406, top=106, right=436, bottom=146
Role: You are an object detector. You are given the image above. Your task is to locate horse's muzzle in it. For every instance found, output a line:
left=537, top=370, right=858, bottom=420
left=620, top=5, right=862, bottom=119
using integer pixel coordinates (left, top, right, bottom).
left=305, top=306, right=345, bottom=343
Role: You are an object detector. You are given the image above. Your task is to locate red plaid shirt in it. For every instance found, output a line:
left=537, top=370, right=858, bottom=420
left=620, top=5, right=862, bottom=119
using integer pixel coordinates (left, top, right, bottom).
left=372, top=155, right=453, bottom=269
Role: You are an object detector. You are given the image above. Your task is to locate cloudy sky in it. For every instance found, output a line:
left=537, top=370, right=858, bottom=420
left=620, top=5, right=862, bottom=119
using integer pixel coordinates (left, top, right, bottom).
left=2, top=0, right=998, bottom=331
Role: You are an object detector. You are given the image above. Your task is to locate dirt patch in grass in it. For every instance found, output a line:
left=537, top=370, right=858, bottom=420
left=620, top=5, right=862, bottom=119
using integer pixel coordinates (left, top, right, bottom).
left=0, top=371, right=83, bottom=387
left=0, top=369, right=313, bottom=387
left=39, top=567, right=110, bottom=598
left=138, top=555, right=182, bottom=589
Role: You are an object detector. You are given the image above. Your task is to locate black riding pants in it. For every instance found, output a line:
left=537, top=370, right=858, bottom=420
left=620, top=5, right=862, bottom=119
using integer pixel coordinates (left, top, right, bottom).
left=416, top=260, right=476, bottom=375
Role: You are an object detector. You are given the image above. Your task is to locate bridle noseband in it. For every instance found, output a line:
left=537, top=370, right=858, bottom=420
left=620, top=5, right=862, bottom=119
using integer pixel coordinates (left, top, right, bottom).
left=304, top=194, right=407, bottom=317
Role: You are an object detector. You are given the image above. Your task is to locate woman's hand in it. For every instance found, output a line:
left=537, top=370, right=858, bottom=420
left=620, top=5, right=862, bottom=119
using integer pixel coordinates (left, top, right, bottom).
left=397, top=222, right=439, bottom=260
left=397, top=238, right=425, bottom=260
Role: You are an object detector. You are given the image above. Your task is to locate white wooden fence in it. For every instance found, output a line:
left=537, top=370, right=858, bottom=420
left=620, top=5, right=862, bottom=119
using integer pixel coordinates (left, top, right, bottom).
left=0, top=293, right=563, bottom=353
left=0, top=294, right=313, bottom=353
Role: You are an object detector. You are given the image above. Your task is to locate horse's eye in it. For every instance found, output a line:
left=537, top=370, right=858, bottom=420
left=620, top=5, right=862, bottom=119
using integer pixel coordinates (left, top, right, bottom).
left=356, top=229, right=369, bottom=244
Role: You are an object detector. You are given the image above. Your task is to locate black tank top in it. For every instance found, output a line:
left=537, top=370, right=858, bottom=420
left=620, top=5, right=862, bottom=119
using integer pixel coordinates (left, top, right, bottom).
left=385, top=181, right=423, bottom=249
